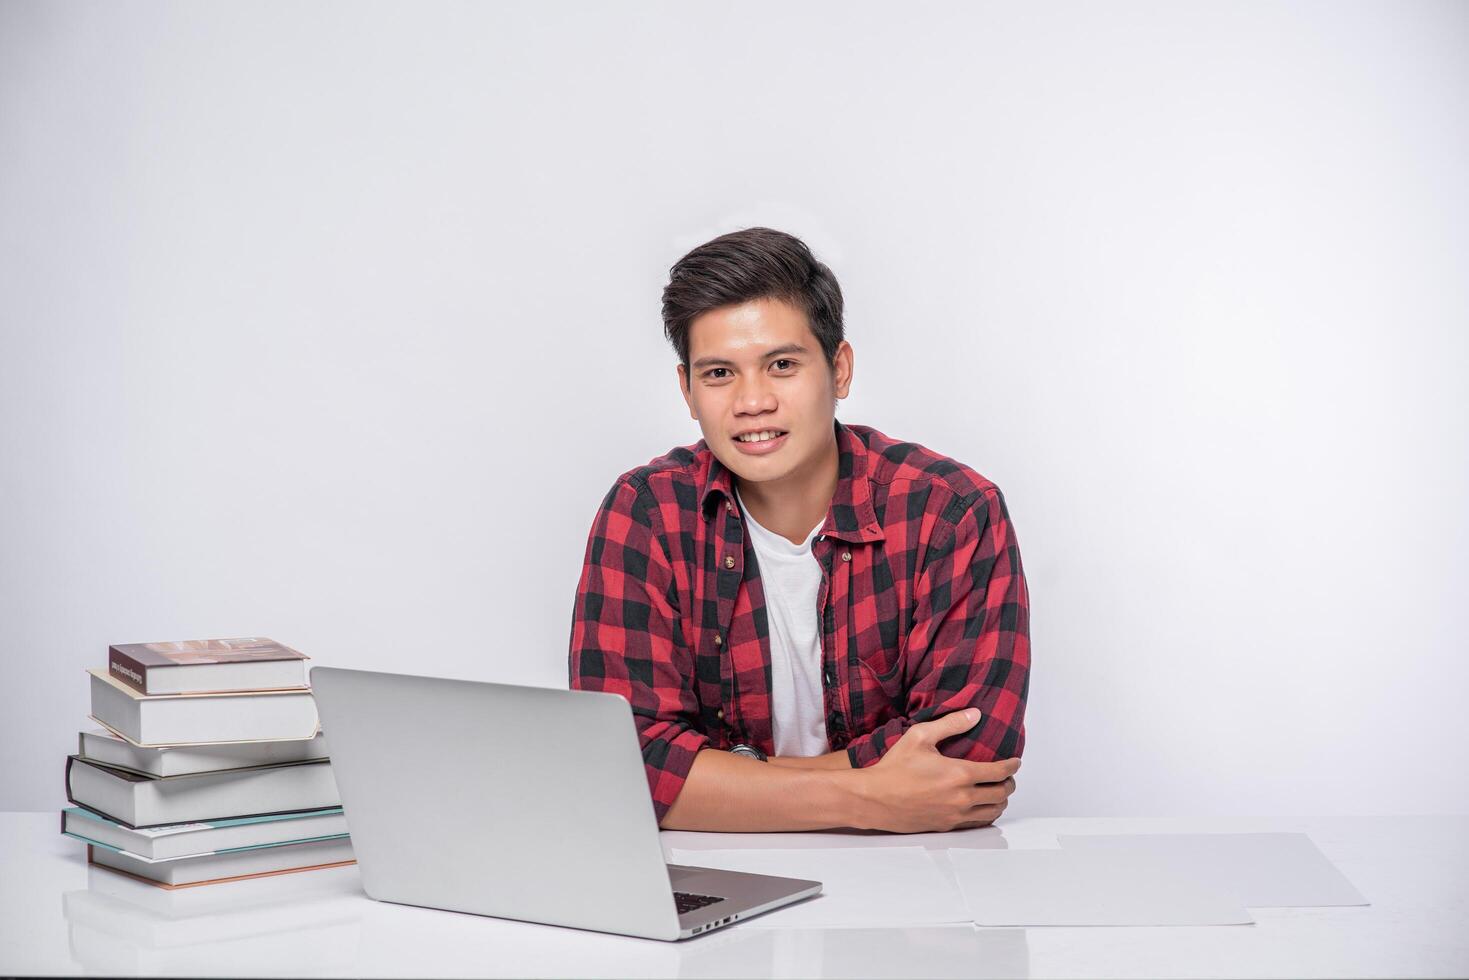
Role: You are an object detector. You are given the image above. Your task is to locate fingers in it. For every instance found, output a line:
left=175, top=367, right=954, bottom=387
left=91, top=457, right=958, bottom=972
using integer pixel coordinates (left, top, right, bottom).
left=906, top=708, right=982, bottom=746
left=963, top=777, right=1016, bottom=808
left=945, top=776, right=1013, bottom=814
left=952, top=756, right=1021, bottom=784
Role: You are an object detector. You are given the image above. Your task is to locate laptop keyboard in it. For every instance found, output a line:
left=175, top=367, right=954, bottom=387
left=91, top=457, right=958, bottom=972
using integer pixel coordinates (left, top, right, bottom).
left=674, top=891, right=726, bottom=915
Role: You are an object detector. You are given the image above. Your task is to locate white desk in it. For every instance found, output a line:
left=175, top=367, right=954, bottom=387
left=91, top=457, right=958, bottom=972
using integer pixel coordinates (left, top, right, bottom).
left=3, top=812, right=1466, bottom=978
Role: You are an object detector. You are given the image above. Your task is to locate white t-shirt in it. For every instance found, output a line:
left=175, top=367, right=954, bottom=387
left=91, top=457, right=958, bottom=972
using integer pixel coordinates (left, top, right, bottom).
left=735, top=487, right=830, bottom=758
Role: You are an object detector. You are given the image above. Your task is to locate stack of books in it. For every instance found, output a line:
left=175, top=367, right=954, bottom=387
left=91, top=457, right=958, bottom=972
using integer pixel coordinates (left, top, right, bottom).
left=61, top=638, right=354, bottom=889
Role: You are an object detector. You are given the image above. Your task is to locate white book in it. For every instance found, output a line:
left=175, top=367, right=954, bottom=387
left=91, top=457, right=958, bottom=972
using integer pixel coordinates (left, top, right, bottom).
left=88, top=836, right=355, bottom=888
left=62, top=805, right=348, bottom=861
left=78, top=728, right=329, bottom=777
left=88, top=669, right=319, bottom=746
left=67, top=756, right=341, bottom=828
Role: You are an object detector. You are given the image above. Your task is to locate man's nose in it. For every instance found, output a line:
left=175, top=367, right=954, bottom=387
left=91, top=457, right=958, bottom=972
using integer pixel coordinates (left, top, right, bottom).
left=734, top=375, right=777, bottom=413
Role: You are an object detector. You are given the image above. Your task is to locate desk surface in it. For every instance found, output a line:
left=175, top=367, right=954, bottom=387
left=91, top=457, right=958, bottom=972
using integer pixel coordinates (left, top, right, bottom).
left=3, top=812, right=1466, bottom=978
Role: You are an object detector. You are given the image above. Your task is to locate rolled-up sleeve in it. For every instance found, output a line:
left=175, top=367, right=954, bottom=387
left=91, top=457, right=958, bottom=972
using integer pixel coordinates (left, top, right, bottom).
left=845, top=486, right=1030, bottom=768
left=569, top=478, right=708, bottom=822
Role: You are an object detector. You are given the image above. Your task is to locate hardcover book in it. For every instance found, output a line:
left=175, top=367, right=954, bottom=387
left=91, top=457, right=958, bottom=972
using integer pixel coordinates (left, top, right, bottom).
left=62, top=805, right=348, bottom=861
left=108, top=638, right=309, bottom=695
left=86, top=838, right=355, bottom=889
left=66, top=755, right=341, bottom=828
left=88, top=669, right=320, bottom=746
left=78, top=728, right=329, bottom=778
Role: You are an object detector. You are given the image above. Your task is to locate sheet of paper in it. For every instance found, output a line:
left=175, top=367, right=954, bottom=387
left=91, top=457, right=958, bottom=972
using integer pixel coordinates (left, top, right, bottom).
left=668, top=846, right=969, bottom=929
left=949, top=848, right=1255, bottom=926
left=1058, top=832, right=1367, bottom=907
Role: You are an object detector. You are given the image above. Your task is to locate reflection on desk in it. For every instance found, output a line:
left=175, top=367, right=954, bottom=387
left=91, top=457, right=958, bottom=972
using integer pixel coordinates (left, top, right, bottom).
left=60, top=861, right=1026, bottom=979
left=64, top=865, right=363, bottom=975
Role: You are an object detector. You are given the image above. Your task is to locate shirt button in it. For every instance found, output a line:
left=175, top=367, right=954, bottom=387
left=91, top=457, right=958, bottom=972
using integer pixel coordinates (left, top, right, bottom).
left=716, top=708, right=724, bottom=720
left=713, top=634, right=722, bottom=646
left=824, top=665, right=836, bottom=685
left=817, top=534, right=825, bottom=542
left=841, top=551, right=852, bottom=562
left=727, top=502, right=735, bottom=514
left=724, top=555, right=736, bottom=569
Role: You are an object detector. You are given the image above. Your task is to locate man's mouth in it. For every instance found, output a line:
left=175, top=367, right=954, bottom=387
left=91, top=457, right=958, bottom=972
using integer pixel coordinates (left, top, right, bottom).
left=733, top=429, right=787, bottom=444
left=732, top=429, right=789, bottom=455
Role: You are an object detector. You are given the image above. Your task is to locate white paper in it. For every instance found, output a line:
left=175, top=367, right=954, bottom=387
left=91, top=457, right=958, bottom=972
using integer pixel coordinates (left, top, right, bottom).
left=949, top=848, right=1254, bottom=926
left=668, top=846, right=969, bottom=929
left=1058, top=832, right=1367, bottom=908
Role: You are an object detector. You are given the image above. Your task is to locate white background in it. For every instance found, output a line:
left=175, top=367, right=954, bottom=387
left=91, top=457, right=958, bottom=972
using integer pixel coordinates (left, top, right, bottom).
left=2, top=1, right=1465, bottom=816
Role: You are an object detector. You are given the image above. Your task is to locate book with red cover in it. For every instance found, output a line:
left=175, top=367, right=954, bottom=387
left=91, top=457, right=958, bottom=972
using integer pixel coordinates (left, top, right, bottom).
left=108, top=638, right=309, bottom=695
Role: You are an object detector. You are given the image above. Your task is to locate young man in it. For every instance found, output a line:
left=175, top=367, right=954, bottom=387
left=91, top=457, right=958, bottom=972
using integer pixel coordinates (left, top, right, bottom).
left=569, top=228, right=1028, bottom=833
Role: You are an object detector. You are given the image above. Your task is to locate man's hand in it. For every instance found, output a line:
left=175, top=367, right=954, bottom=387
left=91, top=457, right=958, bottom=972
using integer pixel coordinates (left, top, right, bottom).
left=854, top=709, right=1020, bottom=833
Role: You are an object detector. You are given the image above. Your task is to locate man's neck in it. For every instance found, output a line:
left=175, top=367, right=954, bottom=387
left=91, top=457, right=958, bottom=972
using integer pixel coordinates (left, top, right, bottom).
left=734, top=435, right=839, bottom=547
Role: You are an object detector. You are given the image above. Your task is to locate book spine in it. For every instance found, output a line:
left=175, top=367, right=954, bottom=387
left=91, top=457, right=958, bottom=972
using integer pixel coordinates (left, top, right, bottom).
left=65, top=756, right=138, bottom=828
left=107, top=648, right=151, bottom=693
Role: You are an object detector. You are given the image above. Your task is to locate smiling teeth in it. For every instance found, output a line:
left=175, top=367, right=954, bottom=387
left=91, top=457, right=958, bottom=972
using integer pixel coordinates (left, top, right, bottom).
left=736, top=431, right=784, bottom=443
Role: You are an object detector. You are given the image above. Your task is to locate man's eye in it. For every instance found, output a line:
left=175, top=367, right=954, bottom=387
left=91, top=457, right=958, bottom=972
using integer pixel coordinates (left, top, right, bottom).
left=706, top=368, right=730, bottom=380
left=773, top=359, right=794, bottom=371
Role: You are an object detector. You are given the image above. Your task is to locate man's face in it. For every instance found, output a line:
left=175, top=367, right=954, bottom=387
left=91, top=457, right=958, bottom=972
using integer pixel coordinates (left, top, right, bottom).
left=677, top=297, right=853, bottom=486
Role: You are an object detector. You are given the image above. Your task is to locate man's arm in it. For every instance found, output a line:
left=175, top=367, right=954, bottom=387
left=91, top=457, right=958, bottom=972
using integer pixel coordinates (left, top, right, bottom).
left=843, top=486, right=1030, bottom=770
left=569, top=478, right=709, bottom=823
left=662, top=709, right=1019, bottom=833
left=767, top=751, right=851, bottom=771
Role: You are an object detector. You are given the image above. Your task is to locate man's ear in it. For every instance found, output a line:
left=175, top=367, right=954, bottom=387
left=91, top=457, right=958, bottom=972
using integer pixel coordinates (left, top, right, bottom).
left=833, top=341, right=854, bottom=400
left=677, top=363, right=698, bottom=421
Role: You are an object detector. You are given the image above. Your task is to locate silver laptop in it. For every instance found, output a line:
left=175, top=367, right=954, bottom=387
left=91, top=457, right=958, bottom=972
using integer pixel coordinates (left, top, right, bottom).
left=310, top=667, right=820, bottom=941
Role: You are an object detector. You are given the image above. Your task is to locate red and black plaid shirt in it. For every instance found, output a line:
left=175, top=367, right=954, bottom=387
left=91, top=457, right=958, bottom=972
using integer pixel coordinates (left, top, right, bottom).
left=569, top=420, right=1030, bottom=822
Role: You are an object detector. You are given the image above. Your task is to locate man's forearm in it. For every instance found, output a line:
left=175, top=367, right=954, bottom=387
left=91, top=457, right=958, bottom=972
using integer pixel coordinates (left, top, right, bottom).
left=660, top=748, right=873, bottom=832
left=768, top=750, right=852, bottom=771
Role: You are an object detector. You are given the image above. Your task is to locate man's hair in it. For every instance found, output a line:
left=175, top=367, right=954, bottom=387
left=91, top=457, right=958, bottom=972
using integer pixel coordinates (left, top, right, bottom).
left=662, top=227, right=845, bottom=381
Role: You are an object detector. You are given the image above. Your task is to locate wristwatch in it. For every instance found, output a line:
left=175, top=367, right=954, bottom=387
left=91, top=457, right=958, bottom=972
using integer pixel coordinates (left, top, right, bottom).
left=729, top=743, right=767, bottom=762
